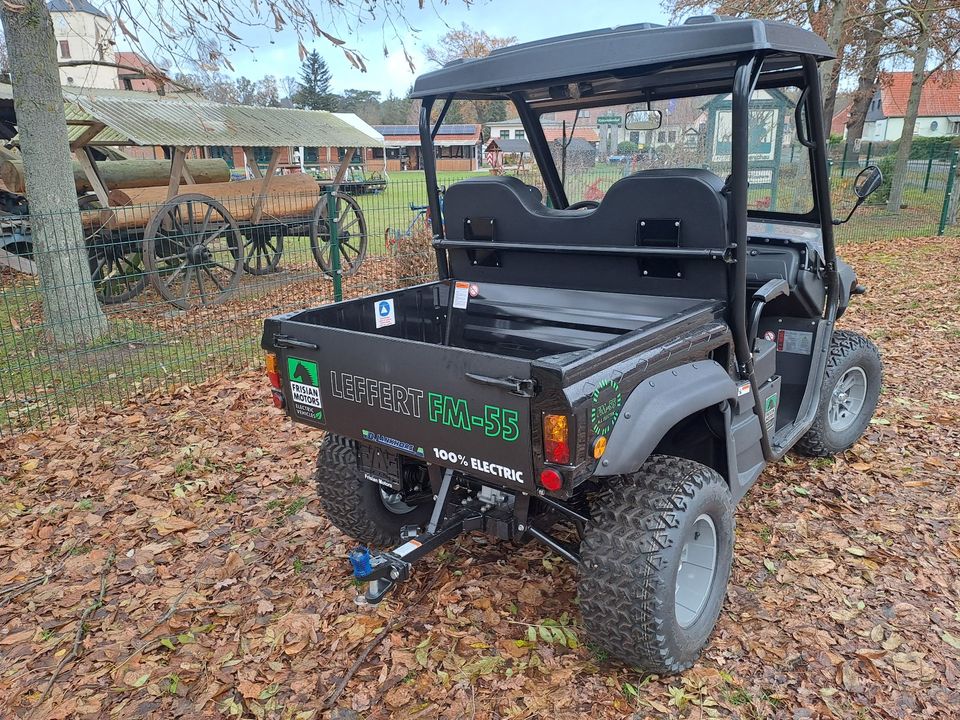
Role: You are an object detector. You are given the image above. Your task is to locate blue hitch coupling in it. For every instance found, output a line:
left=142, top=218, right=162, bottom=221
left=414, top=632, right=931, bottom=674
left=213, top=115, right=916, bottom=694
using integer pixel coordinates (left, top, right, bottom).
left=349, top=546, right=373, bottom=578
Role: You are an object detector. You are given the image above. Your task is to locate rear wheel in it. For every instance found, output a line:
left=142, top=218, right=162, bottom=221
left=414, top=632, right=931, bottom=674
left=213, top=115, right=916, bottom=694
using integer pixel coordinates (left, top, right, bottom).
left=795, top=330, right=882, bottom=457
left=578, top=456, right=734, bottom=674
left=314, top=434, right=432, bottom=547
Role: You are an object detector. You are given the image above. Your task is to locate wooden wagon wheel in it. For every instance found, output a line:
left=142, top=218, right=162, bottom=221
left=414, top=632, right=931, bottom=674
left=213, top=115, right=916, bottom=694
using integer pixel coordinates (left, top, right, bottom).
left=82, top=194, right=148, bottom=304
left=241, top=222, right=284, bottom=275
left=143, top=194, right=243, bottom=311
left=309, top=191, right=368, bottom=278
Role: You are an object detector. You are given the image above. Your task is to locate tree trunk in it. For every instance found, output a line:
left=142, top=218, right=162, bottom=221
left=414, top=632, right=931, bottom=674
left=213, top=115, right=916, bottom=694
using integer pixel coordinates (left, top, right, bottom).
left=819, top=0, right=850, bottom=134
left=886, top=4, right=932, bottom=212
left=845, top=3, right=888, bottom=144
left=1, top=0, right=107, bottom=346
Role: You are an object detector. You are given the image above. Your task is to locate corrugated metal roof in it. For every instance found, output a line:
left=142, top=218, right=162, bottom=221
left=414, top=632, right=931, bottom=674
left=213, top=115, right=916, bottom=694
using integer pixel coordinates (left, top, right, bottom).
left=70, top=95, right=383, bottom=147
left=2, top=85, right=383, bottom=148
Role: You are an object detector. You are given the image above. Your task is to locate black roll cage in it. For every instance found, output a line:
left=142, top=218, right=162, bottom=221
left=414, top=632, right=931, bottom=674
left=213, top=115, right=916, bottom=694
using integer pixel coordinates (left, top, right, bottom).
left=417, top=50, right=839, bottom=463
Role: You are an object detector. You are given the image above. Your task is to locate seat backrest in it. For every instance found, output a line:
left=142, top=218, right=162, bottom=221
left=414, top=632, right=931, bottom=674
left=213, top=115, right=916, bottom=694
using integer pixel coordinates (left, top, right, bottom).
left=442, top=169, right=731, bottom=299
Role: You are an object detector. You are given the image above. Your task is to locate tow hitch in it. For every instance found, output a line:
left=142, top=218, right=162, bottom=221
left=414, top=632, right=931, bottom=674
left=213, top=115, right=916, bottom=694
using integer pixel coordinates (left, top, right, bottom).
left=348, top=469, right=515, bottom=603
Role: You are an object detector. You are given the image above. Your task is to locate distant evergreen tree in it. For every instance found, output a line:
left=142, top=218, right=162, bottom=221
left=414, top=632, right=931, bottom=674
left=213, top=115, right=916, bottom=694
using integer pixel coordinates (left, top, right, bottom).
left=292, top=51, right=336, bottom=110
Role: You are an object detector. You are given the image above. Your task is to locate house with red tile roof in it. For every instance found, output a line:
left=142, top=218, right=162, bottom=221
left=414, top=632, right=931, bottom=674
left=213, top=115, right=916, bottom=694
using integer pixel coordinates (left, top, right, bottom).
left=485, top=119, right=600, bottom=145
left=831, top=100, right=852, bottom=137
left=864, top=72, right=960, bottom=141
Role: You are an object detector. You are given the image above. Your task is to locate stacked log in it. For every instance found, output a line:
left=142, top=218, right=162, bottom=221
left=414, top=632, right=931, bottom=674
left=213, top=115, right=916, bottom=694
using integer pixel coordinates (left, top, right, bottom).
left=104, top=174, right=320, bottom=231
left=0, top=158, right=231, bottom=195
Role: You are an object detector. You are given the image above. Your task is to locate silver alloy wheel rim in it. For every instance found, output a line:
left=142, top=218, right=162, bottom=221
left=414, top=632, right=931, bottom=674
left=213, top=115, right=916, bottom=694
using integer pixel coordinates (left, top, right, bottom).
left=675, top=513, right=719, bottom=629
left=379, top=488, right=416, bottom=514
left=828, top=366, right=868, bottom=433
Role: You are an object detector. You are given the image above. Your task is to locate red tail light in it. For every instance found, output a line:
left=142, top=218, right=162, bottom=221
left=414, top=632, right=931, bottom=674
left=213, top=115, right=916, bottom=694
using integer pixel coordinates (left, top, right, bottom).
left=543, top=414, right=571, bottom=464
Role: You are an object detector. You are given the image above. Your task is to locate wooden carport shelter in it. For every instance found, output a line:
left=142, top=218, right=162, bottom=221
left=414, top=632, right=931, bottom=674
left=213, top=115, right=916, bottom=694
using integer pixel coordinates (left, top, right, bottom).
left=15, top=88, right=384, bottom=225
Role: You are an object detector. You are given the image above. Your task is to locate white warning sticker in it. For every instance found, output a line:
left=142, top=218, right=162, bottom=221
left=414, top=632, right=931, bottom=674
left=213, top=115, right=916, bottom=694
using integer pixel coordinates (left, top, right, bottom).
left=777, top=329, right=813, bottom=355
left=452, top=281, right=470, bottom=309
left=375, top=298, right=396, bottom=328
left=393, top=539, right=422, bottom=558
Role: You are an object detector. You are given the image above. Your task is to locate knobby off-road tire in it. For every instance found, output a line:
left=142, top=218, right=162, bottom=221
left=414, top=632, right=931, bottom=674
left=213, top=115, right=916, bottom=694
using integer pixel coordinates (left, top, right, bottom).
left=579, top=456, right=735, bottom=674
left=314, top=434, right=432, bottom=547
left=795, top=330, right=882, bottom=457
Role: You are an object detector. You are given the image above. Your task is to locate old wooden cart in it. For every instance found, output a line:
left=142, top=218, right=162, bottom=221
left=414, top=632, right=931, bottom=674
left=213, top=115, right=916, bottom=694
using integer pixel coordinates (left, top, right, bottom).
left=6, top=91, right=383, bottom=310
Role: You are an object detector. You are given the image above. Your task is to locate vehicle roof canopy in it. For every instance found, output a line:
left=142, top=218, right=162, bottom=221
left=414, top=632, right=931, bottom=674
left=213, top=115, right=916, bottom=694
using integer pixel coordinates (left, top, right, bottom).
left=411, top=16, right=832, bottom=110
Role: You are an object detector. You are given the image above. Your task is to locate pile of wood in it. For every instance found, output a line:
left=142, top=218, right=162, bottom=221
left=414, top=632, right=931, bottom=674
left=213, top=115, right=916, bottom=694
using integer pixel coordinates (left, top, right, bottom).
left=0, top=158, right=231, bottom=195
left=104, top=174, right=320, bottom=230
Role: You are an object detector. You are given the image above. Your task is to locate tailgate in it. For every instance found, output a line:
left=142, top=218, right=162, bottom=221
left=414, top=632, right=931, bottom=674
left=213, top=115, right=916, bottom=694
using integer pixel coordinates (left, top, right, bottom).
left=273, top=321, right=535, bottom=490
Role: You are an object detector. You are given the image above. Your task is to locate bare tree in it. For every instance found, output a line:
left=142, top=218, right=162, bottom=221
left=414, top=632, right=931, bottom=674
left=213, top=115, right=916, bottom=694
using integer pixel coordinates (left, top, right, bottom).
left=1, top=1, right=107, bottom=346
left=1, top=0, right=462, bottom=347
left=885, top=0, right=960, bottom=211
left=844, top=0, right=890, bottom=144
left=663, top=0, right=863, bottom=127
left=425, top=24, right=516, bottom=126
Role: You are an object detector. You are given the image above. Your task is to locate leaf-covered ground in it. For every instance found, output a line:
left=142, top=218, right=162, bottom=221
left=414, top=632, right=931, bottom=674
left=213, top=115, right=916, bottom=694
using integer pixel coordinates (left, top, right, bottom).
left=1, top=237, right=959, bottom=719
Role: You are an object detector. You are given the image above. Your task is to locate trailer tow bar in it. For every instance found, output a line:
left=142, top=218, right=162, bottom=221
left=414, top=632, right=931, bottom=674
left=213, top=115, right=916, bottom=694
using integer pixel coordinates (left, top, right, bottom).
left=349, top=469, right=482, bottom=604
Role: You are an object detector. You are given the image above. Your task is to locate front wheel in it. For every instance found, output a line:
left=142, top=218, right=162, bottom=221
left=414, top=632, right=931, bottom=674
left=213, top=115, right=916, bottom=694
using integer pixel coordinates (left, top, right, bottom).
left=578, top=456, right=734, bottom=674
left=795, top=330, right=882, bottom=457
left=314, top=434, right=432, bottom=547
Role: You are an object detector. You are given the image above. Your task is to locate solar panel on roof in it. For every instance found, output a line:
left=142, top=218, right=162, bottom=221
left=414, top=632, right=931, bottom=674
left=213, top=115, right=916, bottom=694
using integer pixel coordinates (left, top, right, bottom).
left=373, top=124, right=478, bottom=135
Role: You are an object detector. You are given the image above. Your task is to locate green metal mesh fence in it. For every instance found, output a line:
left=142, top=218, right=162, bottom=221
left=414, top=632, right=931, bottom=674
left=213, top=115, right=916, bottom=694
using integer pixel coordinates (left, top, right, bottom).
left=0, top=151, right=956, bottom=434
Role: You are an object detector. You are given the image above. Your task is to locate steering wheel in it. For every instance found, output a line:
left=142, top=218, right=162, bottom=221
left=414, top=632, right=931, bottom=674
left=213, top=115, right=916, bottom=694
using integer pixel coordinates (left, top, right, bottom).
left=567, top=200, right=599, bottom=210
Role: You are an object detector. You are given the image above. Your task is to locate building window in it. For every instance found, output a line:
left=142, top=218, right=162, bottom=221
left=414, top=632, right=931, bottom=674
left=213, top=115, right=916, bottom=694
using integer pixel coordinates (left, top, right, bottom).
left=304, top=147, right=319, bottom=163
left=499, top=130, right=510, bottom=139
left=668, top=130, right=677, bottom=143
left=657, top=131, right=666, bottom=143
left=59, top=40, right=71, bottom=59
left=253, top=147, right=272, bottom=164
left=930, top=120, right=939, bottom=132
left=581, top=110, right=590, bottom=118
left=515, top=130, right=525, bottom=139
left=629, top=131, right=640, bottom=143
left=953, top=121, right=960, bottom=134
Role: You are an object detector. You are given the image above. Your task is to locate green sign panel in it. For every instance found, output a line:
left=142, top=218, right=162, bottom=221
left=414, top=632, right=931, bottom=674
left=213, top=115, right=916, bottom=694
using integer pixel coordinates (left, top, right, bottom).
left=597, top=115, right=622, bottom=126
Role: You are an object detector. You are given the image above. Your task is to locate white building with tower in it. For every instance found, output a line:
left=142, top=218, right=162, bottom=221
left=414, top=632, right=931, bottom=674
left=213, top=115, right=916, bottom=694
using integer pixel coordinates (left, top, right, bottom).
left=48, top=0, right=118, bottom=89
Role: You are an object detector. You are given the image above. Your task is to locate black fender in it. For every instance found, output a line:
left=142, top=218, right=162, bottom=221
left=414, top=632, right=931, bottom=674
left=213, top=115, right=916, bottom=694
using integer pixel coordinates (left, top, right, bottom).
left=594, top=361, right=737, bottom=477
left=837, top=257, right=857, bottom=318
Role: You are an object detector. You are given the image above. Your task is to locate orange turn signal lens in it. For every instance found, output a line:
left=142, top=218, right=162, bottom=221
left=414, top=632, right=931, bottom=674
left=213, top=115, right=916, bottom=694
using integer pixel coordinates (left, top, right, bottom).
left=265, top=353, right=281, bottom=389
left=543, top=414, right=571, bottom=464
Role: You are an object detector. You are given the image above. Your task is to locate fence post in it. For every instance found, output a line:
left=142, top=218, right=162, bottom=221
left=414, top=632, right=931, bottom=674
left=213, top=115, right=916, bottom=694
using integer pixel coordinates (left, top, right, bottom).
left=840, top=142, right=849, bottom=178
left=865, top=142, right=872, bottom=166
left=923, top=142, right=936, bottom=193
left=326, top=190, right=342, bottom=301
left=938, top=151, right=958, bottom=236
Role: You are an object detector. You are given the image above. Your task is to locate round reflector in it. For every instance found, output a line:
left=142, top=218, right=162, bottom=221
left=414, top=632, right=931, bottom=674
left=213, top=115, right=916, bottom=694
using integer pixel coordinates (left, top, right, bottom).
left=540, top=468, right=563, bottom=491
left=592, top=436, right=608, bottom=459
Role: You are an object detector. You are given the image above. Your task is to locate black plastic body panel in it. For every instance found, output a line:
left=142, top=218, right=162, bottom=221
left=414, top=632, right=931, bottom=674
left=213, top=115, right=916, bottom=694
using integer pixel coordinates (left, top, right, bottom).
left=262, top=280, right=730, bottom=494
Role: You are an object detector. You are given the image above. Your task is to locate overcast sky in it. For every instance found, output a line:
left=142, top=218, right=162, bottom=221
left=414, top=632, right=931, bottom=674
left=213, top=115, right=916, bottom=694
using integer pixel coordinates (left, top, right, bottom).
left=211, top=1, right=672, bottom=96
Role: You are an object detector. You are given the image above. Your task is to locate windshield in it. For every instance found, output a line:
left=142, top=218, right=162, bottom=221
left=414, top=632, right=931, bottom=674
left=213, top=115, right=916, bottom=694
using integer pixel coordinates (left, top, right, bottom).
left=514, top=89, right=814, bottom=216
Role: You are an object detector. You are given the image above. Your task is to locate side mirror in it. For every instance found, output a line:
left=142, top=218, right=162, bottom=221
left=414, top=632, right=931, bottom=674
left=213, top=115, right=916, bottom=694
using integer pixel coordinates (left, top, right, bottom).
left=834, top=164, right=883, bottom=225
left=625, top=109, right=663, bottom=131
left=854, top=164, right=883, bottom=199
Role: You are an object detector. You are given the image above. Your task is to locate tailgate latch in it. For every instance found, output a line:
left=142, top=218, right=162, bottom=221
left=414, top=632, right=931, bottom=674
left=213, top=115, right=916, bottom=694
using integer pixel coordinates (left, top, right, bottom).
left=273, top=334, right=318, bottom=350
left=465, top=373, right=537, bottom=397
